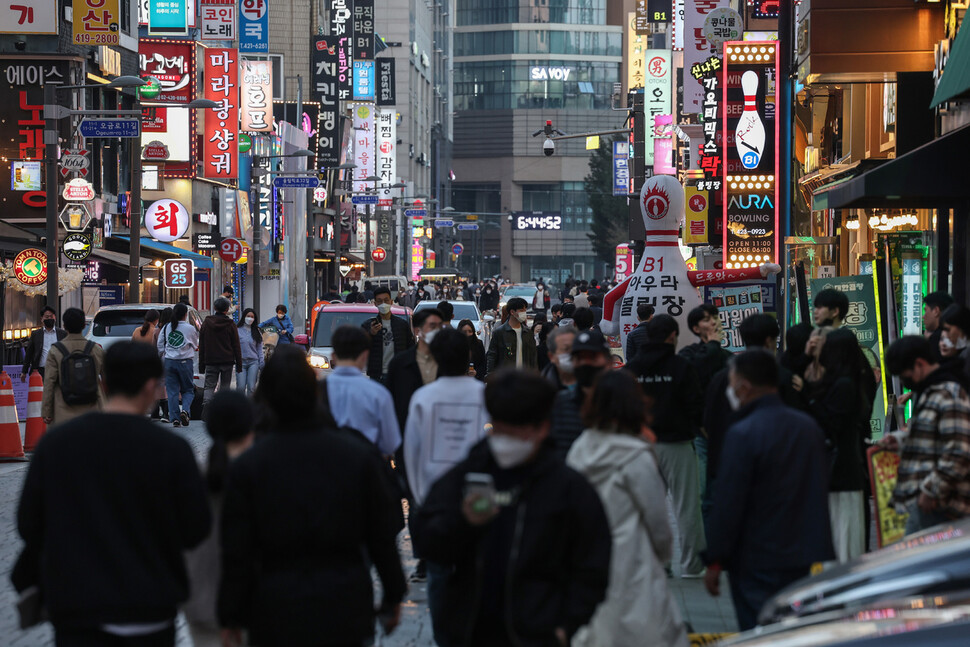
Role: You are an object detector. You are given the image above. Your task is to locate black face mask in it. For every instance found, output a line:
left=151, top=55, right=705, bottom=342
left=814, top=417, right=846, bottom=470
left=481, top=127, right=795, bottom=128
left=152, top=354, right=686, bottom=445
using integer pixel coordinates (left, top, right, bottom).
left=43, top=319, right=55, bottom=330
left=574, top=364, right=604, bottom=389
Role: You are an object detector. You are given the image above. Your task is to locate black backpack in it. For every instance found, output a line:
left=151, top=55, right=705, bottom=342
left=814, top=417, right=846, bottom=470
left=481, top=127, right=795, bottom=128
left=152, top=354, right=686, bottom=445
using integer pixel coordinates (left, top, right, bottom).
left=53, top=341, right=99, bottom=406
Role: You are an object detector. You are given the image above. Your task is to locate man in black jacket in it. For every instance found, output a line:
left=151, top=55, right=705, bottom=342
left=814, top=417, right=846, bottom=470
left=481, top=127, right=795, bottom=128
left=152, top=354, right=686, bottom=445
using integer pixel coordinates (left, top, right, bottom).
left=486, top=297, right=537, bottom=372
left=412, top=369, right=611, bottom=647
left=549, top=329, right=611, bottom=459
left=14, top=341, right=210, bottom=645
left=624, top=303, right=654, bottom=361
left=21, top=305, right=66, bottom=380
left=624, top=314, right=706, bottom=577
left=363, top=287, right=415, bottom=381
left=199, top=297, right=242, bottom=416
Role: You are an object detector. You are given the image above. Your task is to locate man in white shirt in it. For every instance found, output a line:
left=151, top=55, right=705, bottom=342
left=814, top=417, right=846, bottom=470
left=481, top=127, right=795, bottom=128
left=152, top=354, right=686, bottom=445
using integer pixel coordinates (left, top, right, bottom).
left=22, top=306, right=66, bottom=381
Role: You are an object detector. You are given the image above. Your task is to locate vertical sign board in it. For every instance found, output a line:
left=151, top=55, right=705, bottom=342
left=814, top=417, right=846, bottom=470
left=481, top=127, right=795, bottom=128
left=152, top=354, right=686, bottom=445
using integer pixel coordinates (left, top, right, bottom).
left=612, top=141, right=629, bottom=196
left=353, top=0, right=374, bottom=60
left=627, top=12, right=646, bottom=91
left=353, top=60, right=375, bottom=101
left=673, top=0, right=686, bottom=50
left=692, top=54, right=724, bottom=191
left=203, top=48, right=239, bottom=180
left=239, top=0, right=268, bottom=53
left=684, top=0, right=728, bottom=113
left=330, top=0, right=353, bottom=101
left=0, top=58, right=70, bottom=219
left=653, top=114, right=676, bottom=175
left=723, top=41, right=778, bottom=269
left=352, top=104, right=375, bottom=214
left=240, top=59, right=273, bottom=132
left=900, top=257, right=923, bottom=335
left=376, top=108, right=396, bottom=188
left=73, top=0, right=120, bottom=44
left=201, top=0, right=236, bottom=40
left=139, top=40, right=194, bottom=164
left=0, top=0, right=57, bottom=34
left=311, top=37, right=340, bottom=166
left=147, top=0, right=188, bottom=35
left=376, top=58, right=396, bottom=106
left=615, top=244, right=635, bottom=282
left=644, top=50, right=670, bottom=166
left=684, top=186, right=709, bottom=244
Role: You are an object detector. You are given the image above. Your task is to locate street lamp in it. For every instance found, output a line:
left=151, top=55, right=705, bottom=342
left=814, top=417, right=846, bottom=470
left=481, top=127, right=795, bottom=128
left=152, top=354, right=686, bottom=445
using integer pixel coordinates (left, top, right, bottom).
left=250, top=147, right=314, bottom=317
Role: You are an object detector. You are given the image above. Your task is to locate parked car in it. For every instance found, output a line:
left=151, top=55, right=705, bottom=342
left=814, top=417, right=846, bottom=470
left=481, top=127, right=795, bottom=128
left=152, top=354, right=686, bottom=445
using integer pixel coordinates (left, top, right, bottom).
left=307, top=303, right=412, bottom=378
left=413, top=299, right=488, bottom=341
left=498, top=283, right=539, bottom=319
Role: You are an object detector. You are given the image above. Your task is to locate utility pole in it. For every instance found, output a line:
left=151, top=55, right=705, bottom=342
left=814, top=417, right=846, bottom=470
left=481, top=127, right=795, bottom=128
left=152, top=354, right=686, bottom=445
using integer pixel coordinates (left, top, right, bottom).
left=43, top=83, right=59, bottom=313
left=127, top=91, right=142, bottom=304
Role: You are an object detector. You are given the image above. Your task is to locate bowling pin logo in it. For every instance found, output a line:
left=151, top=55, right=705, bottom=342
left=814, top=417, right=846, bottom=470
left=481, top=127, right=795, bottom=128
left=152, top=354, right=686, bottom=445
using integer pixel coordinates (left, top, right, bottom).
left=735, top=70, right=766, bottom=170
left=642, top=185, right=671, bottom=220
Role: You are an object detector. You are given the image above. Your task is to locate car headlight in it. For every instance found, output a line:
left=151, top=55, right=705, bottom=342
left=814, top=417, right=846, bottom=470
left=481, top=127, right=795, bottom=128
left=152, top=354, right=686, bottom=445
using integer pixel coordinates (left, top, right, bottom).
left=308, top=354, right=330, bottom=369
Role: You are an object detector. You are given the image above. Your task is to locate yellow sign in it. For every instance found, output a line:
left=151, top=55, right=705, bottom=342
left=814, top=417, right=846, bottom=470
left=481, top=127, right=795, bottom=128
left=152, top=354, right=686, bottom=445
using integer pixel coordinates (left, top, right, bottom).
left=868, top=446, right=908, bottom=547
left=627, top=12, right=647, bottom=90
left=73, top=0, right=121, bottom=45
left=586, top=135, right=600, bottom=150
left=684, top=186, right=710, bottom=245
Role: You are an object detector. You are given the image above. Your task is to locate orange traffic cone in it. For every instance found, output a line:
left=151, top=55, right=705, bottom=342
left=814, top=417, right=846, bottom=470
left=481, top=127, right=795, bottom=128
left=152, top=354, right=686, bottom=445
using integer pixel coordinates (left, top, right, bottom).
left=0, top=370, right=24, bottom=460
left=24, top=370, right=46, bottom=452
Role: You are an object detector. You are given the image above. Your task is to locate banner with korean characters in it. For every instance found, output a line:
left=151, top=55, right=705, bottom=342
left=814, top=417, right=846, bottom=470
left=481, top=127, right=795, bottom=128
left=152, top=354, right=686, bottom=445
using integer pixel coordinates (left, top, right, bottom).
left=0, top=0, right=57, bottom=34
left=683, top=0, right=729, bottom=113
left=201, top=0, right=236, bottom=40
left=311, top=37, right=340, bottom=166
left=138, top=0, right=196, bottom=27
left=73, top=0, right=120, bottom=45
left=643, top=50, right=670, bottom=166
left=147, top=0, right=188, bottom=36
left=139, top=39, right=194, bottom=165
left=353, top=0, right=374, bottom=60
left=330, top=0, right=353, bottom=100
left=612, top=141, right=629, bottom=197
left=241, top=59, right=273, bottom=132
left=352, top=103, right=375, bottom=214
left=203, top=48, right=239, bottom=180
left=239, top=0, right=268, bottom=53
left=706, top=285, right=762, bottom=353
left=692, top=55, right=723, bottom=184
left=376, top=108, right=395, bottom=187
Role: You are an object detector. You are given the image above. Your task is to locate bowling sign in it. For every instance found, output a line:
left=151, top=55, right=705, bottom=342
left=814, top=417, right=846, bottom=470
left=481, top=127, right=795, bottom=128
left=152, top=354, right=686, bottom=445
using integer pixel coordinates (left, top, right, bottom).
left=722, top=41, right=779, bottom=269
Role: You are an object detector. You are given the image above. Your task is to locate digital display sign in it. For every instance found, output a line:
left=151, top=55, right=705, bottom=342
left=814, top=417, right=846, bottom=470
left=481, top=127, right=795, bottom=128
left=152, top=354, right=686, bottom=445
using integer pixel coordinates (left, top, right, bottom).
left=513, top=211, right=562, bottom=231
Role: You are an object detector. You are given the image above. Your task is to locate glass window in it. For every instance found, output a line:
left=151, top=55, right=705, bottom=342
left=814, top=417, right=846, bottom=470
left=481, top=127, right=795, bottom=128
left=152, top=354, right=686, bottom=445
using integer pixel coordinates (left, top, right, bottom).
left=457, top=0, right=606, bottom=26
left=455, top=60, right=620, bottom=111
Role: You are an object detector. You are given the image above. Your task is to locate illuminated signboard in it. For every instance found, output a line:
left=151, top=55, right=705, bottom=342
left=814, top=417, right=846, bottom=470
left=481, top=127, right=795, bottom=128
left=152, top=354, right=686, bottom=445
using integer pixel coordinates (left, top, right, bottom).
left=644, top=50, right=670, bottom=166
left=747, top=0, right=779, bottom=20
left=513, top=211, right=562, bottom=231
left=722, top=41, right=778, bottom=269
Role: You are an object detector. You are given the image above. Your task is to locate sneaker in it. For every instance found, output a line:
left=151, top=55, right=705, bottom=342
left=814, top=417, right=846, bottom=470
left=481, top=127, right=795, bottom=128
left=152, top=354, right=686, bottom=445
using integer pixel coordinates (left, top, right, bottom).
left=173, top=418, right=181, bottom=428
left=681, top=568, right=707, bottom=579
left=180, top=411, right=190, bottom=426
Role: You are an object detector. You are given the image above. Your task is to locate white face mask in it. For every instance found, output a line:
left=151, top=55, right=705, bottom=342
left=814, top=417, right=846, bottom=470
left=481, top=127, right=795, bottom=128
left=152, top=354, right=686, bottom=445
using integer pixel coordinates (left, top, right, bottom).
left=423, top=328, right=439, bottom=345
left=515, top=311, right=528, bottom=323
left=244, top=316, right=255, bottom=325
left=942, top=336, right=955, bottom=351
left=958, top=337, right=969, bottom=350
left=557, top=353, right=574, bottom=374
left=726, top=385, right=742, bottom=411
left=377, top=303, right=392, bottom=315
left=488, top=434, right=536, bottom=469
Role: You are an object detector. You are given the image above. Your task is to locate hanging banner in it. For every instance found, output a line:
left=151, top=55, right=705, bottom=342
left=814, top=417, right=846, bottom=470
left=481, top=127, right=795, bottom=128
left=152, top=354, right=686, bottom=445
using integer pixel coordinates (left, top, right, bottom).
left=311, top=36, right=340, bottom=166
left=73, top=0, right=120, bottom=45
left=612, top=141, right=630, bottom=197
left=330, top=0, right=353, bottom=100
left=147, top=0, right=188, bottom=36
left=627, top=12, right=646, bottom=90
left=240, top=59, right=273, bottom=132
left=672, top=0, right=685, bottom=50
left=707, top=285, right=763, bottom=352
left=239, top=0, right=268, bottom=52
left=684, top=0, right=728, bottom=113
left=203, top=48, right=239, bottom=179
left=377, top=58, right=396, bottom=106
left=653, top=114, right=675, bottom=175
left=684, top=186, right=709, bottom=245
left=644, top=49, right=670, bottom=166
left=353, top=60, right=375, bottom=101
left=139, top=39, right=194, bottom=164
left=352, top=103, right=375, bottom=214
left=376, top=108, right=396, bottom=188
left=0, top=0, right=57, bottom=34
left=201, top=0, right=236, bottom=40
left=353, top=0, right=374, bottom=60
left=867, top=445, right=908, bottom=548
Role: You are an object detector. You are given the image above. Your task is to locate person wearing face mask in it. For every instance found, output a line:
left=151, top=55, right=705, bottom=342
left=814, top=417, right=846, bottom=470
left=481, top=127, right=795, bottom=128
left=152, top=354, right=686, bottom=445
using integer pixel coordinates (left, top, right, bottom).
left=457, top=319, right=486, bottom=380
left=486, top=297, right=537, bottom=373
left=235, top=308, right=264, bottom=397
left=411, top=369, right=612, bottom=647
left=479, top=282, right=500, bottom=313
left=923, top=291, right=955, bottom=362
left=541, top=325, right=578, bottom=391
left=702, top=350, right=834, bottom=631
left=939, top=304, right=970, bottom=377
left=259, top=304, right=294, bottom=344
left=397, top=282, right=419, bottom=309
left=22, top=305, right=67, bottom=381
left=549, top=329, right=611, bottom=460
left=623, top=315, right=706, bottom=578
left=363, top=287, right=415, bottom=382
left=881, top=336, right=970, bottom=534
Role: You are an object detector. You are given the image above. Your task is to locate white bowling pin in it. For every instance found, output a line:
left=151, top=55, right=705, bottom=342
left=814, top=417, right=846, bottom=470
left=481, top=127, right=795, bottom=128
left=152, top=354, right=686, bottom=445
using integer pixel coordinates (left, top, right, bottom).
left=735, top=70, right=766, bottom=170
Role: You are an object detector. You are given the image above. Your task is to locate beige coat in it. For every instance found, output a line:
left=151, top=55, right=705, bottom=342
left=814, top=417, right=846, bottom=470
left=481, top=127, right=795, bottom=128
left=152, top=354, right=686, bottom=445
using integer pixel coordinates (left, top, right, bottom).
left=42, top=333, right=105, bottom=425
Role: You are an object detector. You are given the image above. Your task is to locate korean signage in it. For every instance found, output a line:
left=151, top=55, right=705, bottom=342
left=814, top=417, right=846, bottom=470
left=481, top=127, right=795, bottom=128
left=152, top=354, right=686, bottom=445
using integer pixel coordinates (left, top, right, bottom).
left=145, top=198, right=190, bottom=242
left=73, top=0, right=120, bottom=45
left=201, top=0, right=236, bottom=40
left=0, top=0, right=57, bottom=34
left=353, top=0, right=374, bottom=60
left=0, top=57, right=70, bottom=220
left=376, top=108, right=396, bottom=187
left=653, top=114, right=675, bottom=175
left=148, top=0, right=188, bottom=36
left=692, top=54, right=723, bottom=183
left=203, top=48, right=239, bottom=179
left=239, top=0, right=268, bottom=52
left=707, top=285, right=763, bottom=352
left=353, top=60, right=375, bottom=101
left=901, top=257, right=923, bottom=336
left=377, top=58, right=396, bottom=106
left=723, top=41, right=778, bottom=268
left=684, top=0, right=728, bottom=113
left=330, top=0, right=353, bottom=100
left=627, top=12, right=646, bottom=90
left=139, top=39, right=194, bottom=164
left=241, top=59, right=273, bottom=132
left=644, top=50, right=670, bottom=166
left=615, top=244, right=635, bottom=281
left=311, top=37, right=340, bottom=166
left=612, top=141, right=629, bottom=196
left=673, top=0, right=685, bottom=50
left=352, top=104, right=375, bottom=213
left=138, top=0, right=195, bottom=26
left=684, top=186, right=709, bottom=245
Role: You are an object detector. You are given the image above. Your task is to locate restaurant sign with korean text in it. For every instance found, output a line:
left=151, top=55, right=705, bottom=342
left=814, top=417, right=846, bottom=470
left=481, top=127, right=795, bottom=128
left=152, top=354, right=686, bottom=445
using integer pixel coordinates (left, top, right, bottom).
left=644, top=49, right=670, bottom=167
left=203, top=48, right=239, bottom=179
left=201, top=0, right=236, bottom=40
left=239, top=0, right=268, bottom=53
left=241, top=59, right=273, bottom=132
left=330, top=0, right=353, bottom=100
left=139, top=40, right=194, bottom=166
left=73, top=0, right=120, bottom=45
left=311, top=36, right=340, bottom=166
left=0, top=0, right=57, bottom=34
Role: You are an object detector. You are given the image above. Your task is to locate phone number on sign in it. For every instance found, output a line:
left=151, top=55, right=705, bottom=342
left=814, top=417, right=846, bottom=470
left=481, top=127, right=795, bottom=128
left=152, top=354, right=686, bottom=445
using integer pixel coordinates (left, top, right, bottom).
left=74, top=34, right=119, bottom=45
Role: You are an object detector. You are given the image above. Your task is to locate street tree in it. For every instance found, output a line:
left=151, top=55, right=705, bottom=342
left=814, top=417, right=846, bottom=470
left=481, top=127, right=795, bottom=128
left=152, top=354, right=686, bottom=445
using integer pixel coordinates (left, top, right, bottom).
left=584, top=137, right=628, bottom=265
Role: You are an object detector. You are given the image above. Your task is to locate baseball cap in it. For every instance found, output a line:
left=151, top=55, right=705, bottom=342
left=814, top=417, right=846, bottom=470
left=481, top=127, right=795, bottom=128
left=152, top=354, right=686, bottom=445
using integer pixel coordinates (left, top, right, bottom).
left=571, top=329, right=610, bottom=354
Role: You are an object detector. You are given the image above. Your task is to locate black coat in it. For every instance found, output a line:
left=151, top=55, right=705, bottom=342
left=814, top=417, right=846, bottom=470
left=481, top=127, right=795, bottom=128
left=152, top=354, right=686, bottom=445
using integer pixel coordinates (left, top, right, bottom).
left=624, top=322, right=649, bottom=360
left=412, top=440, right=611, bottom=647
left=807, top=375, right=868, bottom=492
left=218, top=427, right=406, bottom=645
left=679, top=340, right=732, bottom=402
left=624, top=342, right=702, bottom=443
left=479, top=289, right=500, bottom=312
left=362, top=315, right=414, bottom=380
left=22, top=326, right=67, bottom=374
left=549, top=386, right=585, bottom=460
left=386, top=346, right=427, bottom=432
left=469, top=336, right=486, bottom=380
left=486, top=322, right=538, bottom=373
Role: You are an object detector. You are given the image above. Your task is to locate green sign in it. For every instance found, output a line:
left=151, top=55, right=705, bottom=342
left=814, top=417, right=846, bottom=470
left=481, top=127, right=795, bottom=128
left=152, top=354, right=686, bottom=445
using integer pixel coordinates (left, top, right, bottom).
left=138, top=76, right=161, bottom=100
left=239, top=133, right=252, bottom=153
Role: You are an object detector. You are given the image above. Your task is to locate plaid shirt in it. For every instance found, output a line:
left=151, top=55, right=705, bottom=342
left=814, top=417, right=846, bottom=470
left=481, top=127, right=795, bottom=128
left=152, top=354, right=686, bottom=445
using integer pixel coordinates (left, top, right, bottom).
left=893, top=378, right=970, bottom=517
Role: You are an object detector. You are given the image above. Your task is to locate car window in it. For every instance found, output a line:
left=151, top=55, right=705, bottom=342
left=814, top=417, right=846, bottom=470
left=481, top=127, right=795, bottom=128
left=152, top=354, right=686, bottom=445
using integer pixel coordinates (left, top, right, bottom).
left=389, top=279, right=399, bottom=291
left=92, top=310, right=150, bottom=337
left=504, top=287, right=536, bottom=298
left=312, top=311, right=409, bottom=347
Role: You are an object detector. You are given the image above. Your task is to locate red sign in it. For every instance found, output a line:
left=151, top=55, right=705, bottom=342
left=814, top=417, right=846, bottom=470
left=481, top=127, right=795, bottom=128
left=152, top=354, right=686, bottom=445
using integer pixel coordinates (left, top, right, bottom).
left=13, top=248, right=47, bottom=286
left=138, top=40, right=194, bottom=103
left=142, top=107, right=167, bottom=132
left=203, top=48, right=239, bottom=179
left=371, top=247, right=387, bottom=262
left=219, top=237, right=243, bottom=263
left=163, top=259, right=195, bottom=289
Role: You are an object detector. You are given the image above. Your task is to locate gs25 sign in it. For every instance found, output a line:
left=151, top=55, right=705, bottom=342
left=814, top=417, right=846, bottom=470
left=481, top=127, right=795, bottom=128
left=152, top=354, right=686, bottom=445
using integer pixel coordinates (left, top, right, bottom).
left=164, top=259, right=195, bottom=289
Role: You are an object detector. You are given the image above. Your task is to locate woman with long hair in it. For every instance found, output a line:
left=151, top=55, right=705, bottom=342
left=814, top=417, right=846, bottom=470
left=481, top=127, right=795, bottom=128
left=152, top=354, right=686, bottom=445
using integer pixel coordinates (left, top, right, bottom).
left=567, top=370, right=688, bottom=647
left=235, top=307, right=264, bottom=396
left=457, top=318, right=486, bottom=379
left=155, top=303, right=198, bottom=427
left=131, top=309, right=160, bottom=344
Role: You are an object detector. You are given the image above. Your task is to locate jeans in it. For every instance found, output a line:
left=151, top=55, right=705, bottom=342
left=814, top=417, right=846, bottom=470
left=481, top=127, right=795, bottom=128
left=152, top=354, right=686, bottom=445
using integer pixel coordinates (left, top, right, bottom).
left=905, top=501, right=952, bottom=536
left=237, top=362, right=259, bottom=396
left=164, top=358, right=195, bottom=421
left=427, top=561, right=453, bottom=647
left=56, top=624, right=175, bottom=646
left=203, top=364, right=234, bottom=413
left=729, top=566, right=809, bottom=631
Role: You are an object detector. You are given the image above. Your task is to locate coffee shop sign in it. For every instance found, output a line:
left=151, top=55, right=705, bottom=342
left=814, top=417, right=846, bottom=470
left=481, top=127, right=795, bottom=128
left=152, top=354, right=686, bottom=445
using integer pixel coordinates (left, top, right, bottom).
left=529, top=66, right=573, bottom=81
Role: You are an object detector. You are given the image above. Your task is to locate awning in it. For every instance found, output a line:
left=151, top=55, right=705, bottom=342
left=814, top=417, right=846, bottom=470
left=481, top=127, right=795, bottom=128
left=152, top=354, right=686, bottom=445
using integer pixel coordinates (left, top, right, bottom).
left=931, top=18, right=970, bottom=108
left=341, top=251, right=366, bottom=265
left=821, top=123, right=970, bottom=210
left=90, top=247, right=151, bottom=267
left=115, top=236, right=214, bottom=269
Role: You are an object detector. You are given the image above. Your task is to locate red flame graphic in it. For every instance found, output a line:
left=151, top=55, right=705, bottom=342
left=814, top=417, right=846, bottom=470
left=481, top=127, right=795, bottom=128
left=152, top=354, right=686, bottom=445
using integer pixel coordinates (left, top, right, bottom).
left=642, top=185, right=670, bottom=220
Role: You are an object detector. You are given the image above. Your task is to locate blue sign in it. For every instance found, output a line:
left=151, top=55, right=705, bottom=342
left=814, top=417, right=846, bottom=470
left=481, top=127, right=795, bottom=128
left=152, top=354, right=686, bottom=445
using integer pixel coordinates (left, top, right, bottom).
left=457, top=223, right=479, bottom=231
left=148, top=0, right=188, bottom=36
left=451, top=243, right=464, bottom=255
left=353, top=60, right=375, bottom=101
left=612, top=141, right=630, bottom=196
left=351, top=194, right=379, bottom=205
left=404, top=209, right=426, bottom=217
left=434, top=219, right=454, bottom=228
left=79, top=118, right=140, bottom=138
left=239, top=0, right=269, bottom=52
left=272, top=176, right=320, bottom=189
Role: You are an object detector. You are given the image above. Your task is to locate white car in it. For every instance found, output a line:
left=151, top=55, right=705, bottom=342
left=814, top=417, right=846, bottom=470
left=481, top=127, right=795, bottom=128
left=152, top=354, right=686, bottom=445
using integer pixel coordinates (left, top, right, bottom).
left=414, top=300, right=489, bottom=341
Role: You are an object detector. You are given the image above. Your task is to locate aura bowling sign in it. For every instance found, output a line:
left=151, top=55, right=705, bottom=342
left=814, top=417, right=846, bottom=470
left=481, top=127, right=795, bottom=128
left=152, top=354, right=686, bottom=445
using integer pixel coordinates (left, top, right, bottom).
left=722, top=41, right=778, bottom=270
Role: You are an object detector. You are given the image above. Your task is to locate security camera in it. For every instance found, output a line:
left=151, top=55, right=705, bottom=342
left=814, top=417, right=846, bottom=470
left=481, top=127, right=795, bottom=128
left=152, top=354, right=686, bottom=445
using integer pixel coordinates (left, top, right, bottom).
left=543, top=138, right=555, bottom=157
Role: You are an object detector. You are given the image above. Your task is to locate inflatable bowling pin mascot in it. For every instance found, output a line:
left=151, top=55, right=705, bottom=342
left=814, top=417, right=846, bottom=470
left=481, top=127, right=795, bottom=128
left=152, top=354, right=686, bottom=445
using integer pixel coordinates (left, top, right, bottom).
left=601, top=175, right=781, bottom=352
